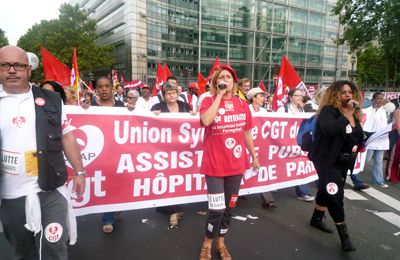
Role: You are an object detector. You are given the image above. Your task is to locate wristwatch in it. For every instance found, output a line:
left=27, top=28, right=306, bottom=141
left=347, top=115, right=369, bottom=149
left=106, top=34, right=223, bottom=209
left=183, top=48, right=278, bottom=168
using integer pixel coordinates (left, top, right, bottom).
left=75, top=170, right=87, bottom=177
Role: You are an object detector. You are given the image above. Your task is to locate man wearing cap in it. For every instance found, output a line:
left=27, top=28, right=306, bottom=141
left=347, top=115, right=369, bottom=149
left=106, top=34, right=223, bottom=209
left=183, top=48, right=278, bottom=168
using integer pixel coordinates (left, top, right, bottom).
left=136, top=84, right=152, bottom=111
left=182, top=82, right=199, bottom=111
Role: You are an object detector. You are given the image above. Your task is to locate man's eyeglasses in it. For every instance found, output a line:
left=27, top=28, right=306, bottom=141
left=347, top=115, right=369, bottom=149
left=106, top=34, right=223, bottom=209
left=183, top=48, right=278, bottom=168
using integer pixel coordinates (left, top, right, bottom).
left=0, top=62, right=30, bottom=71
left=127, top=96, right=138, bottom=99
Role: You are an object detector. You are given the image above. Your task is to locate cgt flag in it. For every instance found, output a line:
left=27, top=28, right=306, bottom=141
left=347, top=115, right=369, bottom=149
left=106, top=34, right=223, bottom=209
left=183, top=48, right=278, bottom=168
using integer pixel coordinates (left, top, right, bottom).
left=152, top=64, right=165, bottom=96
left=41, top=47, right=71, bottom=87
left=272, top=55, right=306, bottom=111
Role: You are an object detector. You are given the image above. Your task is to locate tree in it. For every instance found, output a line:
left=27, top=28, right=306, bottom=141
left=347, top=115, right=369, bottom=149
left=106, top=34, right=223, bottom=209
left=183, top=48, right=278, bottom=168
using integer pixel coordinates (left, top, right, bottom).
left=0, top=29, right=9, bottom=47
left=17, top=3, right=112, bottom=82
left=356, top=45, right=386, bottom=89
left=333, top=0, right=400, bottom=88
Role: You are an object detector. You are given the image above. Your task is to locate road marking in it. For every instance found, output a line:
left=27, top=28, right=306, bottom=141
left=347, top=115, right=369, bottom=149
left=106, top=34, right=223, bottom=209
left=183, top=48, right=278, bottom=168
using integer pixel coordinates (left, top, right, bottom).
left=394, top=232, right=400, bottom=236
left=346, top=179, right=400, bottom=212
left=373, top=212, right=400, bottom=229
left=344, top=189, right=368, bottom=200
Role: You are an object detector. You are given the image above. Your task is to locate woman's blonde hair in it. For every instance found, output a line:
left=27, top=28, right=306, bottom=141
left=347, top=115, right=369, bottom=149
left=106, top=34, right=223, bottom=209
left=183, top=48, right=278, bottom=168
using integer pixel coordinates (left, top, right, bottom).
left=318, top=80, right=363, bottom=119
left=209, top=68, right=238, bottom=95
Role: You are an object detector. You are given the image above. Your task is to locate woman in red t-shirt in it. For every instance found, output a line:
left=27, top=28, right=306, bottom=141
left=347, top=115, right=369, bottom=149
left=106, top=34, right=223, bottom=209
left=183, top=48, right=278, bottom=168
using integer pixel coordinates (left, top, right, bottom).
left=199, top=65, right=260, bottom=260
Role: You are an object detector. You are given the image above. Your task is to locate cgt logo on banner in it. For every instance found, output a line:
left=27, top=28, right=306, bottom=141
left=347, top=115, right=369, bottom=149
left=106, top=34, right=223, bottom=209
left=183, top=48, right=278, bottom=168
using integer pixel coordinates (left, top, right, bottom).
left=63, top=107, right=366, bottom=216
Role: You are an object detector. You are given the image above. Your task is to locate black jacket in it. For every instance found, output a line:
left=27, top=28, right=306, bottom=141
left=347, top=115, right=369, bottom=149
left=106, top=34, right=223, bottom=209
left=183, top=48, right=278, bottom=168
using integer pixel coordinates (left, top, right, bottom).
left=309, top=106, right=363, bottom=171
left=32, top=86, right=68, bottom=191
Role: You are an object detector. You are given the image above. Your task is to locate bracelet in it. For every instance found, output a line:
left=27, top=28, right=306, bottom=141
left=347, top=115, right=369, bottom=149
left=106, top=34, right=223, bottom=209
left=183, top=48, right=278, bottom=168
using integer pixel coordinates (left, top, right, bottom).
left=75, top=170, right=86, bottom=177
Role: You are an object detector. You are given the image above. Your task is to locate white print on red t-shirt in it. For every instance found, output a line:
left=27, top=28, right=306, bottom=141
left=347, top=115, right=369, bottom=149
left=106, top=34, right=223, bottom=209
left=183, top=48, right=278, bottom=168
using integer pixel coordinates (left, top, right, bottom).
left=233, top=145, right=242, bottom=158
left=208, top=193, right=225, bottom=210
left=225, top=138, right=236, bottom=149
left=34, top=97, right=45, bottom=106
left=214, top=116, right=222, bottom=123
left=218, top=108, right=226, bottom=115
left=12, top=116, right=26, bottom=128
left=326, top=182, right=338, bottom=195
left=224, top=101, right=234, bottom=111
left=44, top=223, right=63, bottom=243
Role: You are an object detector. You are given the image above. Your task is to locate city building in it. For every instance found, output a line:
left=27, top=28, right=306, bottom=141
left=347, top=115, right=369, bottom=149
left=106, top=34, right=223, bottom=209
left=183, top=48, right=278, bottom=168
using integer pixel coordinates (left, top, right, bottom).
left=70, top=0, right=351, bottom=91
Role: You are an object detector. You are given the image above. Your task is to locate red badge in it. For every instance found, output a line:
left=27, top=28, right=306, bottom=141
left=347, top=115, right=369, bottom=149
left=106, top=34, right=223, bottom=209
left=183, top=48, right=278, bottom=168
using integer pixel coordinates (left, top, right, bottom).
left=35, top=97, right=45, bottom=106
left=12, top=116, right=26, bottom=128
left=228, top=194, right=238, bottom=208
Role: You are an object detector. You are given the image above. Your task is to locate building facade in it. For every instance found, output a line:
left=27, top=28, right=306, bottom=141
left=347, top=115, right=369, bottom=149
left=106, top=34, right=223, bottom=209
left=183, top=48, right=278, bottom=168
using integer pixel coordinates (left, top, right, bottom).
left=70, top=0, right=350, bottom=91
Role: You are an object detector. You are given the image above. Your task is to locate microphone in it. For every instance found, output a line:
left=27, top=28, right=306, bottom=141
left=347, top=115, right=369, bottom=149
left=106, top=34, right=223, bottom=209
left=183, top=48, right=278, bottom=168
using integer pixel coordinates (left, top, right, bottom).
left=353, top=103, right=360, bottom=110
left=217, top=83, right=227, bottom=90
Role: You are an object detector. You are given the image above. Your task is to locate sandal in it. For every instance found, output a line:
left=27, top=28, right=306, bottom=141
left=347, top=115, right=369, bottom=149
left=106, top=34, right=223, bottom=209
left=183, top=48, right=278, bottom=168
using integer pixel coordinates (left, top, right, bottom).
left=102, top=224, right=113, bottom=234
left=199, top=246, right=211, bottom=260
left=170, top=213, right=179, bottom=228
left=217, top=246, right=232, bottom=260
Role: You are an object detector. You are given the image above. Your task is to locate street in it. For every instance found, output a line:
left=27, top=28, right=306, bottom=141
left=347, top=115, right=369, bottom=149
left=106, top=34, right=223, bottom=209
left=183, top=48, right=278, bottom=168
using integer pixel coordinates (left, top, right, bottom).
left=1, top=161, right=399, bottom=259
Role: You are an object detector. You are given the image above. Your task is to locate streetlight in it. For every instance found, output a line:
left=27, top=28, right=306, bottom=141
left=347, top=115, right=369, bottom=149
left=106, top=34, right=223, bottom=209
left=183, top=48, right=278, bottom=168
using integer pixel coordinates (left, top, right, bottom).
left=350, top=54, right=356, bottom=81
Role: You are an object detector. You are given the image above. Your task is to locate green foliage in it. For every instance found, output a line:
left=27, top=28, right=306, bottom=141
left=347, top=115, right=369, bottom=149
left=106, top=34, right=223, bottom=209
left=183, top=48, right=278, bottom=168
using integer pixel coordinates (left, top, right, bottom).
left=17, top=3, right=112, bottom=82
left=333, top=0, right=400, bottom=88
left=356, top=45, right=386, bottom=88
left=0, top=29, right=9, bottom=47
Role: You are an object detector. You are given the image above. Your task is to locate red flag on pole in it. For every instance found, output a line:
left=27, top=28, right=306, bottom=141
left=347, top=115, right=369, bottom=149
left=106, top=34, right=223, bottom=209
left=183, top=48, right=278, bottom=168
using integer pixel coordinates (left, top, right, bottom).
left=207, top=56, right=220, bottom=80
left=272, top=55, right=306, bottom=111
left=41, top=47, right=71, bottom=87
left=70, top=48, right=80, bottom=104
left=259, top=81, right=267, bottom=92
left=197, top=72, right=208, bottom=96
left=87, top=81, right=94, bottom=92
left=120, top=74, right=125, bottom=85
left=164, top=63, right=172, bottom=81
left=152, top=64, right=165, bottom=96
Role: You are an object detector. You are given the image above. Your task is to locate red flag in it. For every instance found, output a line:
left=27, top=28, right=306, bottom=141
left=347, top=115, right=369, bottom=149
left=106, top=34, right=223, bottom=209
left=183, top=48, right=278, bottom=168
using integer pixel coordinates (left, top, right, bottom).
left=197, top=72, right=208, bottom=96
left=164, top=63, right=172, bottom=81
left=152, top=64, right=164, bottom=96
left=70, top=48, right=80, bottom=104
left=259, top=81, right=267, bottom=92
left=87, top=81, right=94, bottom=92
left=120, top=74, right=125, bottom=85
left=41, top=47, right=71, bottom=87
left=207, top=57, right=220, bottom=80
left=272, top=55, right=306, bottom=111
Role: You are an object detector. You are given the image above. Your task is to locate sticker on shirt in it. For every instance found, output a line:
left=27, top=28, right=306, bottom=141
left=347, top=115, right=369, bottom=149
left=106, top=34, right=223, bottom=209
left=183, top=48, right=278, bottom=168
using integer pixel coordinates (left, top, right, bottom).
left=218, top=108, right=226, bottom=115
left=224, top=101, right=234, bottom=112
left=228, top=194, right=238, bottom=208
left=25, top=150, right=38, bottom=176
left=225, top=138, right=236, bottom=149
left=345, top=124, right=352, bottom=134
left=233, top=145, right=242, bottom=159
left=44, top=223, right=63, bottom=243
left=12, top=116, right=26, bottom=128
left=326, top=182, right=338, bottom=195
left=352, top=145, right=358, bottom=153
left=208, top=193, right=225, bottom=210
left=35, top=97, right=45, bottom=106
left=1, top=150, right=23, bottom=175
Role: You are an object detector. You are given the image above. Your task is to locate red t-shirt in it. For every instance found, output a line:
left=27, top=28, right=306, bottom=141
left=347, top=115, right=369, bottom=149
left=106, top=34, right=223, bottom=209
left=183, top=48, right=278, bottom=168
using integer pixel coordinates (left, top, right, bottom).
left=200, top=95, right=253, bottom=177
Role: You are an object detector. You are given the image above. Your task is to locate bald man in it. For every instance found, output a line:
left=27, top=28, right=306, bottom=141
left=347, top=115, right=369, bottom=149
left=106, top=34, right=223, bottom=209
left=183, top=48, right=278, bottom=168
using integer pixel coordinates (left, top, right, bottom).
left=0, top=45, right=85, bottom=259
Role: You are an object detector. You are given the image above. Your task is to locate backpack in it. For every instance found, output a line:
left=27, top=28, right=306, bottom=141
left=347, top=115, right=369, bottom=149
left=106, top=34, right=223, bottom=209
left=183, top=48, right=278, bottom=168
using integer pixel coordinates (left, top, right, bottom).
left=296, top=114, right=318, bottom=152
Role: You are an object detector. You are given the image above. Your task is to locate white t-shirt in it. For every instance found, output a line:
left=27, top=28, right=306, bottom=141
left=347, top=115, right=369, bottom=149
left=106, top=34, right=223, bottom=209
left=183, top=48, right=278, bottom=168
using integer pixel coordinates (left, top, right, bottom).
left=363, top=106, right=389, bottom=150
left=249, top=104, right=267, bottom=114
left=135, top=96, right=152, bottom=111
left=0, top=85, right=72, bottom=199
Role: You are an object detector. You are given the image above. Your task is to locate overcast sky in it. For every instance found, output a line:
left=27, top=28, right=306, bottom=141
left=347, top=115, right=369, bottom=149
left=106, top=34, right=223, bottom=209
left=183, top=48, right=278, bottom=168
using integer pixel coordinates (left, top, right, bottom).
left=0, top=0, right=67, bottom=45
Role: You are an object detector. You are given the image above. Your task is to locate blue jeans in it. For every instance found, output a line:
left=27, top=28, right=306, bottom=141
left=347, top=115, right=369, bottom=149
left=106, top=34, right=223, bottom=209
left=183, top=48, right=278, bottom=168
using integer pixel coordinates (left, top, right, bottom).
left=366, top=149, right=385, bottom=184
left=350, top=173, right=363, bottom=186
left=102, top=212, right=115, bottom=225
left=295, top=184, right=311, bottom=197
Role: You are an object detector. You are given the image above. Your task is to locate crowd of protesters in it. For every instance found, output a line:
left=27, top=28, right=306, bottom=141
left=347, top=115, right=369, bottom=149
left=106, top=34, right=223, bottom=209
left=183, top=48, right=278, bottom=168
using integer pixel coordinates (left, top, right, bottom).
left=1, top=45, right=400, bottom=260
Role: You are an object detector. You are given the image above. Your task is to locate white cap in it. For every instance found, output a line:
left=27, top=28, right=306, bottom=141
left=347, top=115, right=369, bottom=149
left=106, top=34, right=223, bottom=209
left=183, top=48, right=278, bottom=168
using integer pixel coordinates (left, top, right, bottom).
left=246, top=87, right=265, bottom=100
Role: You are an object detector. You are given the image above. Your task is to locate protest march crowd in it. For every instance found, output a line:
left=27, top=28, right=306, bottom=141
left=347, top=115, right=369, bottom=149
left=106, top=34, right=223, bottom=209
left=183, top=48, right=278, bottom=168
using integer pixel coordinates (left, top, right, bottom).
left=1, top=45, right=400, bottom=260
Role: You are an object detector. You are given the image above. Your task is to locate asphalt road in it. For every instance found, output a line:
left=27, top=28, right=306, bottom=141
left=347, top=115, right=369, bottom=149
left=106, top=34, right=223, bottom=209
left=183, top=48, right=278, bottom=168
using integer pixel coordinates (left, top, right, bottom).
left=1, top=161, right=399, bottom=259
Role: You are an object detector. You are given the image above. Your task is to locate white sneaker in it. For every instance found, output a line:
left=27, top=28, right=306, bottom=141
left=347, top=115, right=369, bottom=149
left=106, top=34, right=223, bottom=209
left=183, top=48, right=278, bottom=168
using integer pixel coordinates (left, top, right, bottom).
left=380, top=183, right=389, bottom=188
left=297, top=195, right=315, bottom=202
